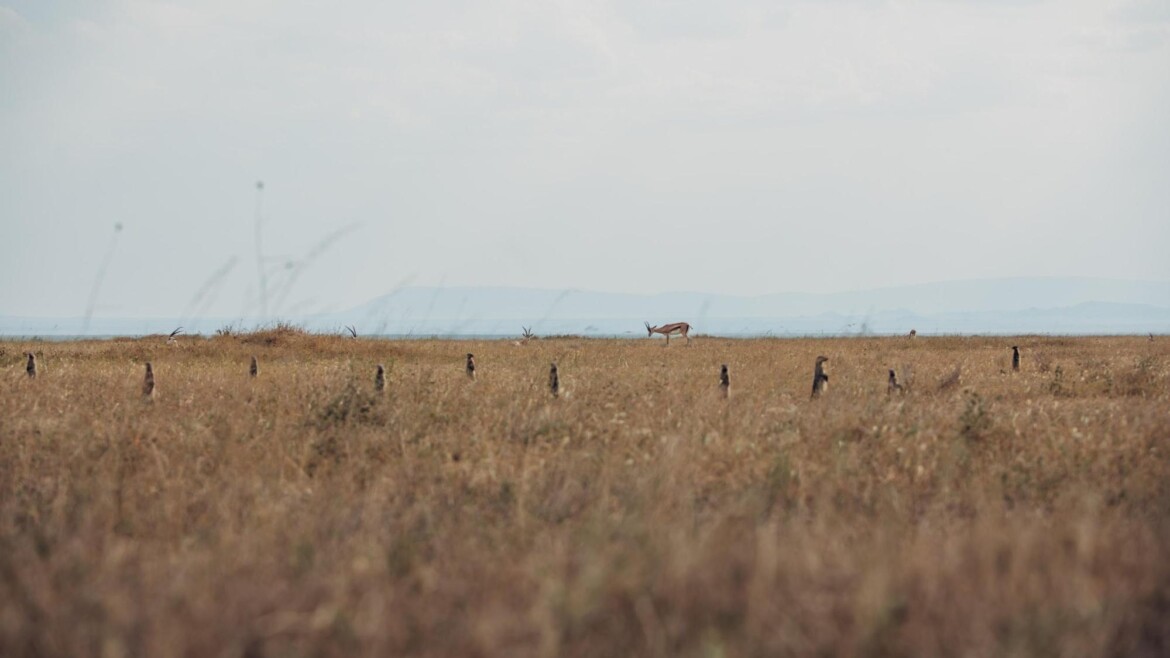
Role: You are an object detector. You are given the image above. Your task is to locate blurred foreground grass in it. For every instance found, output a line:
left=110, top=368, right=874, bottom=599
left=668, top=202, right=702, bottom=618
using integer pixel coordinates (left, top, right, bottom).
left=1, top=331, right=1168, bottom=657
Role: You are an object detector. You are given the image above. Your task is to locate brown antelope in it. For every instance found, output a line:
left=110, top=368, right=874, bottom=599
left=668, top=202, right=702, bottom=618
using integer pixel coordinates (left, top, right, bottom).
left=811, top=356, right=829, bottom=398
left=645, top=321, right=692, bottom=346
left=514, top=326, right=536, bottom=347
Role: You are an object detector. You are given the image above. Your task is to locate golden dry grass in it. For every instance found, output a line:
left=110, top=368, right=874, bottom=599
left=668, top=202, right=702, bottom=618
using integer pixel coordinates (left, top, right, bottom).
left=1, top=332, right=1168, bottom=657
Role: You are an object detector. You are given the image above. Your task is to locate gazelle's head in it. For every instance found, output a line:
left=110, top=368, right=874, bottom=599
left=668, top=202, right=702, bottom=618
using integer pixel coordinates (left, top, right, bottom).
left=644, top=321, right=653, bottom=336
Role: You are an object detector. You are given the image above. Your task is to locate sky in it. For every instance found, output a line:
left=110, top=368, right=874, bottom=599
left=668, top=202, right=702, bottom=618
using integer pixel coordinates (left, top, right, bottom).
left=1, top=0, right=1168, bottom=320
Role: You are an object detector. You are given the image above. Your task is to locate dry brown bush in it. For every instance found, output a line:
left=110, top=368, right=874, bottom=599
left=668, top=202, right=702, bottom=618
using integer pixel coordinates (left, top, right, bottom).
left=1, top=334, right=1168, bottom=657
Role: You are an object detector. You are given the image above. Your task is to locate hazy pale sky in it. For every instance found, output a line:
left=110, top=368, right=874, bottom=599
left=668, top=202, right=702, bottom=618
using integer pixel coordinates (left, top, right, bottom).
left=2, top=0, right=1168, bottom=319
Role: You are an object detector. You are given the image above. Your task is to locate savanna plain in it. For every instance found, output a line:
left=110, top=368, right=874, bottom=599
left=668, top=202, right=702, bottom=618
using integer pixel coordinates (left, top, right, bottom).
left=1, top=331, right=1168, bottom=657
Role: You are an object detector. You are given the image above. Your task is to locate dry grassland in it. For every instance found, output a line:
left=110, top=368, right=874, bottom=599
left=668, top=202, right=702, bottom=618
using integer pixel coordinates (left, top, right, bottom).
left=1, top=331, right=1168, bottom=657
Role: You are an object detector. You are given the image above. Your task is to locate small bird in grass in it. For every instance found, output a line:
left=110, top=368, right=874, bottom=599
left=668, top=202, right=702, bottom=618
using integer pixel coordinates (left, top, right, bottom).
left=811, top=356, right=830, bottom=399
left=466, top=353, right=476, bottom=381
left=888, top=369, right=903, bottom=395
left=25, top=353, right=36, bottom=378
left=249, top=355, right=259, bottom=378
left=375, top=364, right=386, bottom=393
left=549, top=362, right=559, bottom=398
left=1011, top=346, right=1020, bottom=372
left=719, top=364, right=730, bottom=399
left=142, top=362, right=155, bottom=400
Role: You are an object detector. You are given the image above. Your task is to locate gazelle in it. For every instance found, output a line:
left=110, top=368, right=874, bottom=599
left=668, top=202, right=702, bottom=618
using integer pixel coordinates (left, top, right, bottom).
left=514, top=326, right=536, bottom=347
left=645, top=321, right=692, bottom=346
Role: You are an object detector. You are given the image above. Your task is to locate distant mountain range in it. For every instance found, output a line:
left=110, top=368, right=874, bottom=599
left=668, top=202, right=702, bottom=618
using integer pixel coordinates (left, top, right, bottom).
left=3, top=277, right=1168, bottom=337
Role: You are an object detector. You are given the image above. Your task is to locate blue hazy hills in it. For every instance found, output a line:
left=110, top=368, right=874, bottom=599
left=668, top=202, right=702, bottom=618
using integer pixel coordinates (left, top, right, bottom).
left=4, top=277, right=1168, bottom=337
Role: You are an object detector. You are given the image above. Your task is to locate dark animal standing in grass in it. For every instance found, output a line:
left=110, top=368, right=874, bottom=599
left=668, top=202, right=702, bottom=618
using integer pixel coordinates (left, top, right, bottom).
left=466, top=353, right=476, bottom=381
left=250, top=356, right=259, bottom=378
left=25, top=353, right=36, bottom=378
left=888, top=369, right=903, bottom=395
left=143, top=362, right=155, bottom=400
left=811, top=356, right=830, bottom=398
left=909, top=329, right=917, bottom=339
left=719, top=364, right=730, bottom=399
left=375, top=364, right=386, bottom=393
left=549, top=363, right=559, bottom=398
left=1011, top=346, right=1020, bottom=372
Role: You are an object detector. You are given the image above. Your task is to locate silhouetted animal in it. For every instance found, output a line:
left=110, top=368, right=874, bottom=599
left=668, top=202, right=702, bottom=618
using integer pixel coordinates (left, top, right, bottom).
left=549, top=363, right=559, bottom=398
left=719, top=364, right=730, bottom=399
left=375, top=364, right=385, bottom=392
left=811, top=356, right=830, bottom=398
left=142, top=362, right=155, bottom=400
left=250, top=356, right=259, bottom=378
left=1011, top=346, right=1020, bottom=372
left=888, top=369, right=903, bottom=395
left=25, top=353, right=36, bottom=378
left=466, top=353, right=476, bottom=381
